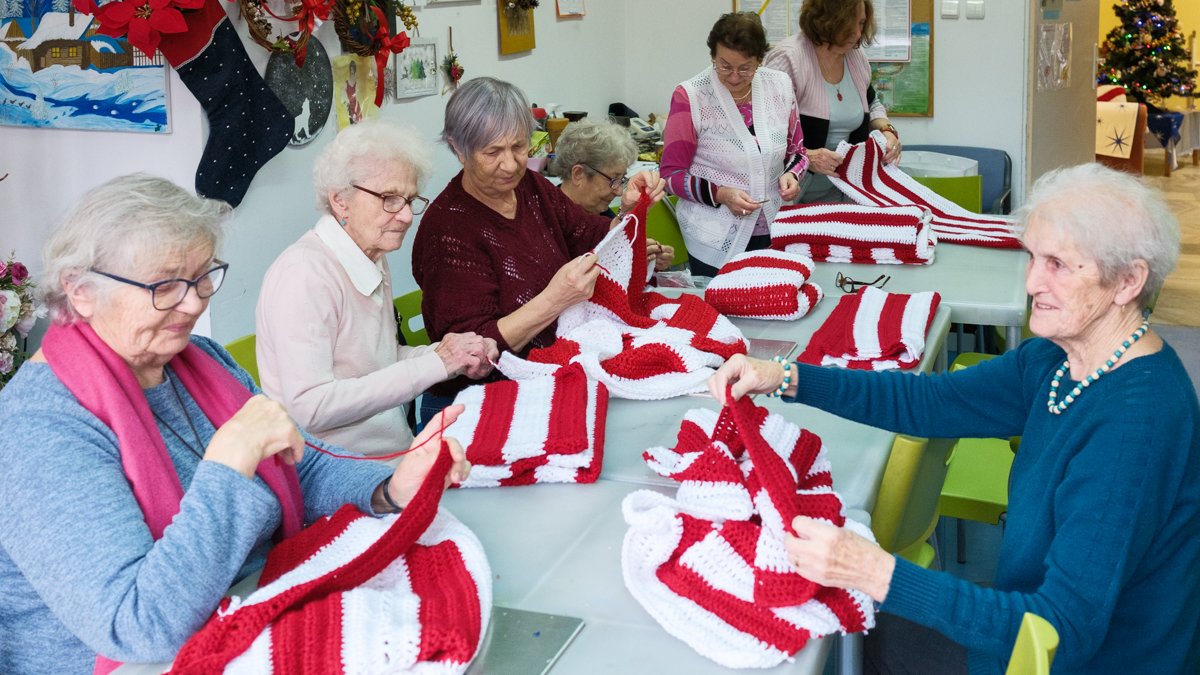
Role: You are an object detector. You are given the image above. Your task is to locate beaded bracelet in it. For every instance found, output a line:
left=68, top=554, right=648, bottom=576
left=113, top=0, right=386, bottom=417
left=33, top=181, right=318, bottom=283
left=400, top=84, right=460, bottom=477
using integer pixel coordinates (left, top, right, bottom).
left=767, top=356, right=793, bottom=398
left=379, top=476, right=404, bottom=513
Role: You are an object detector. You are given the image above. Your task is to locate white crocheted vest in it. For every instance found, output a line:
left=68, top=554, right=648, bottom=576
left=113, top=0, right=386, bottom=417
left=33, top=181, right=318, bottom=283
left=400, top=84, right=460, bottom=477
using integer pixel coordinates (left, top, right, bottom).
left=676, top=66, right=793, bottom=269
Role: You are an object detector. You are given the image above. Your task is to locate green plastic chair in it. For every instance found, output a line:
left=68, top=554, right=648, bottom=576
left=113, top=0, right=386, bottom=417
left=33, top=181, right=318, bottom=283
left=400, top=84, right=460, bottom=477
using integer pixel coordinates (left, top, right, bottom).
left=645, top=195, right=689, bottom=266
left=393, top=289, right=430, bottom=346
left=1004, top=612, right=1059, bottom=675
left=871, top=435, right=944, bottom=568
left=912, top=175, right=984, bottom=213
left=940, top=352, right=1016, bottom=563
left=224, top=334, right=259, bottom=387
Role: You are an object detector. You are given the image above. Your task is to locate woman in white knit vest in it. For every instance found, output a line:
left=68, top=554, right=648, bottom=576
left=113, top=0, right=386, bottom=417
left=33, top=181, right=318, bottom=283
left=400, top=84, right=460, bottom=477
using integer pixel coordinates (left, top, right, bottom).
left=764, top=0, right=903, bottom=203
left=660, top=12, right=809, bottom=278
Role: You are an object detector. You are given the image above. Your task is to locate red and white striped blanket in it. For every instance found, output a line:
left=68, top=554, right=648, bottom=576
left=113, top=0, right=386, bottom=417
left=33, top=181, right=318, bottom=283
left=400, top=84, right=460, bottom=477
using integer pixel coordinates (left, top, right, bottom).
left=798, top=285, right=942, bottom=371
left=704, top=250, right=824, bottom=320
left=770, top=202, right=936, bottom=265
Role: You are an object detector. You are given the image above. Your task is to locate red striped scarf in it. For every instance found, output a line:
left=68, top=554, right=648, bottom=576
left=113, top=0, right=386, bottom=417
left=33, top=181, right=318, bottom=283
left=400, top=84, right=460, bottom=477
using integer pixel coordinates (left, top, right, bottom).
left=770, top=202, right=936, bottom=265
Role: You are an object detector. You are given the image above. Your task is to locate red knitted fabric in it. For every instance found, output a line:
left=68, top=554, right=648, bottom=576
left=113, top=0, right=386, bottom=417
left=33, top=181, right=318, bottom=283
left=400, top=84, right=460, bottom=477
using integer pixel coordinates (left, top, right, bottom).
left=168, top=444, right=490, bottom=674
left=798, top=285, right=942, bottom=370
left=704, top=250, right=825, bottom=320
left=770, top=203, right=936, bottom=265
left=830, top=131, right=1023, bottom=249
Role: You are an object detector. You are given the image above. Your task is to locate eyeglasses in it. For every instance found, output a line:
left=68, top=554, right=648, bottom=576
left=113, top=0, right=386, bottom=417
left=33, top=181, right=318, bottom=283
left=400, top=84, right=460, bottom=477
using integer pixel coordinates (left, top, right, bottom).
left=583, top=164, right=629, bottom=192
left=91, top=260, right=229, bottom=311
left=712, top=59, right=758, bottom=78
left=836, top=272, right=891, bottom=293
left=352, top=184, right=430, bottom=215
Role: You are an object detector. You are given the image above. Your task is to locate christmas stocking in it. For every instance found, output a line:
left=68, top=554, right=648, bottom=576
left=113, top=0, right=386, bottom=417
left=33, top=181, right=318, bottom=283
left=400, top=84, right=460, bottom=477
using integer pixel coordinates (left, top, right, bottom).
left=157, top=0, right=292, bottom=206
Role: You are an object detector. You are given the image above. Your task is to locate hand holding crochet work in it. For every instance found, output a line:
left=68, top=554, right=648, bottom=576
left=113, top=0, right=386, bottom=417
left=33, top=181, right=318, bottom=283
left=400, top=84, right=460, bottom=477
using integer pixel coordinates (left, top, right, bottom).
left=807, top=147, right=845, bottom=175
left=206, top=394, right=305, bottom=478
left=646, top=237, right=676, bottom=271
left=715, top=186, right=761, bottom=217
left=708, top=354, right=791, bottom=404
left=435, top=333, right=499, bottom=379
left=543, top=254, right=601, bottom=314
left=787, top=515, right=896, bottom=603
left=620, top=170, right=667, bottom=214
left=386, top=404, right=470, bottom=507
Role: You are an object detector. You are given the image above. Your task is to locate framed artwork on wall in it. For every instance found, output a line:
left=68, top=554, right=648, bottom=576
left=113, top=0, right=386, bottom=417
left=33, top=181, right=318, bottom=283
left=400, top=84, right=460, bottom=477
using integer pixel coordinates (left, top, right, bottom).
left=498, top=4, right=535, bottom=55
left=395, top=38, right=438, bottom=98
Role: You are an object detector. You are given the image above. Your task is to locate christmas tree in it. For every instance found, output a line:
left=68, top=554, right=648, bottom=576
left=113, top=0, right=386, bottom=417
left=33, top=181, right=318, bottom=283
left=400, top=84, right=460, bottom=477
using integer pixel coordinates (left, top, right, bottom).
left=1098, top=0, right=1197, bottom=108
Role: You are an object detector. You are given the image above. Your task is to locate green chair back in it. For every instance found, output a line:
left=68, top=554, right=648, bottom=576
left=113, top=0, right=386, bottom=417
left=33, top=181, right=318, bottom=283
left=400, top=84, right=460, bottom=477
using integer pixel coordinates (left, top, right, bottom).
left=224, top=334, right=259, bottom=387
left=393, top=289, right=430, bottom=346
left=870, top=434, right=943, bottom=568
left=1005, top=612, right=1059, bottom=675
left=912, top=175, right=984, bottom=213
left=645, top=195, right=689, bottom=266
left=940, top=353, right=1013, bottom=526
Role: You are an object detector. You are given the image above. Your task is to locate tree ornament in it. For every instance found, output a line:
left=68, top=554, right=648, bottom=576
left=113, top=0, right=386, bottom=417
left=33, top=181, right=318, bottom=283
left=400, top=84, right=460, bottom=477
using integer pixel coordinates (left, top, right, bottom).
left=442, top=25, right=464, bottom=94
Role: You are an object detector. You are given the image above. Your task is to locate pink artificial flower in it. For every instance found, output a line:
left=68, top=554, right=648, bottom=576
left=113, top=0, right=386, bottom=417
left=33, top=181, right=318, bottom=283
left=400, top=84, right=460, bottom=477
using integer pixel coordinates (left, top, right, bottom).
left=0, top=350, right=12, bottom=375
left=0, top=260, right=7, bottom=278
left=9, top=261, right=28, bottom=286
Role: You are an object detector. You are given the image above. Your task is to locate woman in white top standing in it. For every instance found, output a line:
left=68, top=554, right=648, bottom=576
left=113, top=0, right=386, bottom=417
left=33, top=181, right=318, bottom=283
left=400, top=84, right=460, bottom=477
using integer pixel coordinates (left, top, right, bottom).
left=765, top=0, right=902, bottom=203
left=660, top=12, right=809, bottom=278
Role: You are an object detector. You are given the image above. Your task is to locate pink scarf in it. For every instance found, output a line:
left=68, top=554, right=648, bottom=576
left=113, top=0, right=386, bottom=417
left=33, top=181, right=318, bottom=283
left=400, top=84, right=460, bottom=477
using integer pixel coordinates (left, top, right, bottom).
left=41, top=322, right=304, bottom=674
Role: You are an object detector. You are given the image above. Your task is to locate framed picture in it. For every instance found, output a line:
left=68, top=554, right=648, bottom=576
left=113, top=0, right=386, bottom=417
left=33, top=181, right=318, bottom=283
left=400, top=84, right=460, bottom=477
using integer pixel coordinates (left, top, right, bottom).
left=498, top=5, right=535, bottom=55
left=395, top=38, right=438, bottom=99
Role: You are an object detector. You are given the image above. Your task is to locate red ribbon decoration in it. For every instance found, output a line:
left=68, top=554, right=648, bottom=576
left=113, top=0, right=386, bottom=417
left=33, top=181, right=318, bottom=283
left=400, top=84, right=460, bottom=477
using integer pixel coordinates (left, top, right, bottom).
left=252, top=0, right=329, bottom=67
left=369, top=4, right=409, bottom=107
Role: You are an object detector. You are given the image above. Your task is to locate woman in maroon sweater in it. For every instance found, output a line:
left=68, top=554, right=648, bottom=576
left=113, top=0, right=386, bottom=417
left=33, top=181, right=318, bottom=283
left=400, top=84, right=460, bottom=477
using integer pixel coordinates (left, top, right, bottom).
left=412, top=77, right=666, bottom=423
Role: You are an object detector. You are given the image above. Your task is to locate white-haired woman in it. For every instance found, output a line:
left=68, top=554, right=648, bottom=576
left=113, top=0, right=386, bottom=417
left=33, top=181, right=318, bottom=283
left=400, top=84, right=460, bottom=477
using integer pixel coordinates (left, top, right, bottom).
left=709, top=163, right=1199, bottom=674
left=0, top=175, right=470, bottom=674
left=257, top=119, right=497, bottom=459
left=412, top=77, right=667, bottom=423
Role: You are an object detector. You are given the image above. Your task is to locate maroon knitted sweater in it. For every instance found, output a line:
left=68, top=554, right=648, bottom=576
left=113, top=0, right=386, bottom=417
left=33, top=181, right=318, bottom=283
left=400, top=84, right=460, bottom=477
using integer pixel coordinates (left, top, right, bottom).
left=412, top=170, right=610, bottom=397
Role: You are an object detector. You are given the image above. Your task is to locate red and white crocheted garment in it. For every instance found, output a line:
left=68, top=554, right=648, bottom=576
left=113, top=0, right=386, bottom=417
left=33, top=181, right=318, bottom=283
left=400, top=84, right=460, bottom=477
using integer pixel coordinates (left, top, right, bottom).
left=449, top=363, right=609, bottom=487
left=703, top=250, right=825, bottom=320
left=622, top=396, right=875, bottom=669
left=770, top=203, right=936, bottom=265
left=168, top=447, right=490, bottom=675
left=798, top=285, right=942, bottom=371
left=830, top=131, right=1023, bottom=249
left=499, top=193, right=747, bottom=399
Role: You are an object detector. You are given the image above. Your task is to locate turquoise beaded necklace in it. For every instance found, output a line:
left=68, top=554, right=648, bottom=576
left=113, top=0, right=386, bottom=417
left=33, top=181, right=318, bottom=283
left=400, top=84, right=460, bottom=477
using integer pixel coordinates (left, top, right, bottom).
left=1047, top=315, right=1150, bottom=415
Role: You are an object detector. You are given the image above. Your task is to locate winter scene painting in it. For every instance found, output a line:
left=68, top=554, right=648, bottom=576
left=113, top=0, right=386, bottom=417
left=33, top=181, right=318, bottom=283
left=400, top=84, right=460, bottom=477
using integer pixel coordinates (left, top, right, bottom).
left=0, top=0, right=169, bottom=133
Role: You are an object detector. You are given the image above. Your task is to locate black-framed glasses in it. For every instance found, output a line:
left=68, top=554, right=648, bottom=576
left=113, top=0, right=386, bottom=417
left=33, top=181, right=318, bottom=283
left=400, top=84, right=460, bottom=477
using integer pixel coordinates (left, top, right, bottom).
left=836, top=271, right=891, bottom=293
left=352, top=184, right=430, bottom=215
left=91, top=260, right=229, bottom=310
left=583, top=164, right=629, bottom=192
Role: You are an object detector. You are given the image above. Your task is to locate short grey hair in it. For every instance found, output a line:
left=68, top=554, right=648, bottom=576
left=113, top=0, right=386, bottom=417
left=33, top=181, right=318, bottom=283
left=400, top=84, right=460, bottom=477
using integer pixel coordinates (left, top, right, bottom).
left=312, top=119, right=434, bottom=214
left=441, top=77, right=534, bottom=159
left=40, top=174, right=230, bottom=324
left=1018, top=162, right=1179, bottom=309
left=549, top=120, right=639, bottom=179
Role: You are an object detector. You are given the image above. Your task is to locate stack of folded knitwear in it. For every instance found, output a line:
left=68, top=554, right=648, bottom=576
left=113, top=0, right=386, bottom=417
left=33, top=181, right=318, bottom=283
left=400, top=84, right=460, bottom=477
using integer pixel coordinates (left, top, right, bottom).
left=798, top=285, right=942, bottom=371
left=770, top=202, right=936, bottom=265
left=703, top=250, right=824, bottom=320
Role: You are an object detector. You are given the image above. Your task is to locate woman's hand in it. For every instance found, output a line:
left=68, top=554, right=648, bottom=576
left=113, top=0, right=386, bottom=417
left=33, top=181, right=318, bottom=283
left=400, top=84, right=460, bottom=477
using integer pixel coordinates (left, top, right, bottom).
left=881, top=131, right=902, bottom=166
left=708, top=354, right=787, bottom=404
left=384, top=405, right=471, bottom=509
left=621, top=170, right=667, bottom=211
left=544, top=253, right=601, bottom=313
left=785, top=516, right=895, bottom=603
left=646, top=237, right=676, bottom=271
left=435, top=332, right=497, bottom=379
left=716, top=186, right=761, bottom=218
left=779, top=171, right=800, bottom=201
left=206, top=395, right=305, bottom=479
left=807, top=148, right=844, bottom=176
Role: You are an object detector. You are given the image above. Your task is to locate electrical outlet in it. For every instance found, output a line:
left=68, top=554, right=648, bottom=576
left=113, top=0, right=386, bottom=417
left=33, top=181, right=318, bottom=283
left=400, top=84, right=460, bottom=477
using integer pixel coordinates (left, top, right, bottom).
left=966, top=0, right=985, bottom=19
left=941, top=0, right=960, bottom=19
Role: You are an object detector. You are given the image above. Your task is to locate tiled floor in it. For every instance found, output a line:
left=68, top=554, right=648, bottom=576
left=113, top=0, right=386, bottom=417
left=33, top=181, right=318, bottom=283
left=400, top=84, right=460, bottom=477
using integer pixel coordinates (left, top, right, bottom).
left=1143, top=155, right=1200, bottom=327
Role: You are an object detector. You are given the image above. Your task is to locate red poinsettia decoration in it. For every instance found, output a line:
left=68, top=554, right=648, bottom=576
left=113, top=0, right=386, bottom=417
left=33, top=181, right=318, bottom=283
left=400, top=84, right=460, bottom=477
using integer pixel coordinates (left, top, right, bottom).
left=75, top=0, right=205, bottom=59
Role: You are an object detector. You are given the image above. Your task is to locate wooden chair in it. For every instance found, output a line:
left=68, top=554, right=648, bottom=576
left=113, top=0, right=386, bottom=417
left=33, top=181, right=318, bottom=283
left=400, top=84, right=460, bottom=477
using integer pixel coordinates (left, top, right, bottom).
left=224, top=334, right=259, bottom=387
left=1004, top=612, right=1059, bottom=675
left=393, top=289, right=430, bottom=346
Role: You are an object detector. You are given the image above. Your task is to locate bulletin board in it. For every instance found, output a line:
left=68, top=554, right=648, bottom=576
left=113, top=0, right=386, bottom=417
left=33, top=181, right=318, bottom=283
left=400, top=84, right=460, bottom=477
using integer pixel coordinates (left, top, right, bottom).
left=733, top=0, right=935, bottom=117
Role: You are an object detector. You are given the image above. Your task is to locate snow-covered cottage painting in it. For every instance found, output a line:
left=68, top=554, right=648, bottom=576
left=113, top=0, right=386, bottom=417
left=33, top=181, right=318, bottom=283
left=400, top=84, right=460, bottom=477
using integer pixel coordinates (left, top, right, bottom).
left=0, top=1, right=169, bottom=132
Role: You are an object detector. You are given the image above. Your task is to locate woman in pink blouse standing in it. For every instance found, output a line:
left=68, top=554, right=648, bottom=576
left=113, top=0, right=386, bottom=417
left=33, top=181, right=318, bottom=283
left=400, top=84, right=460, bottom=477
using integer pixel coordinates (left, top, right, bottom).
left=661, top=12, right=809, bottom=278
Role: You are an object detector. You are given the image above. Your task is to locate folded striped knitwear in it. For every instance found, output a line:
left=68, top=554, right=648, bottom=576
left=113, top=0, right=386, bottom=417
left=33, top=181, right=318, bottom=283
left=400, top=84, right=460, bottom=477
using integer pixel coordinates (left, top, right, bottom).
left=704, top=250, right=825, bottom=320
left=498, top=193, right=748, bottom=399
left=623, top=395, right=875, bottom=669
left=448, top=363, right=609, bottom=487
left=829, top=131, right=1024, bottom=249
left=798, top=285, right=942, bottom=371
left=770, top=203, right=936, bottom=265
left=168, top=446, right=491, bottom=674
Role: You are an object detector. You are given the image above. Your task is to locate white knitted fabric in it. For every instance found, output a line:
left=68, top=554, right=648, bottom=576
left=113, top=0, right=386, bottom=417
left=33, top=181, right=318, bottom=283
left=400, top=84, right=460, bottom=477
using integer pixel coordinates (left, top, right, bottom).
left=499, top=197, right=748, bottom=400
left=798, top=285, right=941, bottom=371
left=623, top=397, right=875, bottom=669
left=449, top=363, right=608, bottom=487
left=770, top=203, right=936, bottom=265
left=829, top=131, right=1023, bottom=249
left=704, top=250, right=824, bottom=320
left=675, top=66, right=794, bottom=267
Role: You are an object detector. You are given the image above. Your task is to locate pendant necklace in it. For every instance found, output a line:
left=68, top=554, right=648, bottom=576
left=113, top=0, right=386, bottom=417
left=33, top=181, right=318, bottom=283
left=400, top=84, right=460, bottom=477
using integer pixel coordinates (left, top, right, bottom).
left=1047, top=315, right=1149, bottom=415
left=836, top=87, right=843, bottom=102
left=150, top=370, right=206, bottom=459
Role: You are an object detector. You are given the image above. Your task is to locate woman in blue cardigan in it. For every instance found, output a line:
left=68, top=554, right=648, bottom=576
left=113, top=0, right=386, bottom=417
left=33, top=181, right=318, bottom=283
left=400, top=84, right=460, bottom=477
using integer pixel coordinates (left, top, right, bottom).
left=710, top=162, right=1198, bottom=675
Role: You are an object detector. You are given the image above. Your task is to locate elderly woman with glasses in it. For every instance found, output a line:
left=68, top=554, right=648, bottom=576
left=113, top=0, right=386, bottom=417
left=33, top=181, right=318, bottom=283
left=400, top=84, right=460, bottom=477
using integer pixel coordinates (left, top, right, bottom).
left=661, top=12, right=809, bottom=278
left=551, top=119, right=675, bottom=270
left=764, top=0, right=902, bottom=203
left=709, top=163, right=1200, bottom=674
left=257, top=120, right=497, bottom=459
left=0, top=174, right=471, bottom=674
left=412, top=77, right=667, bottom=423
